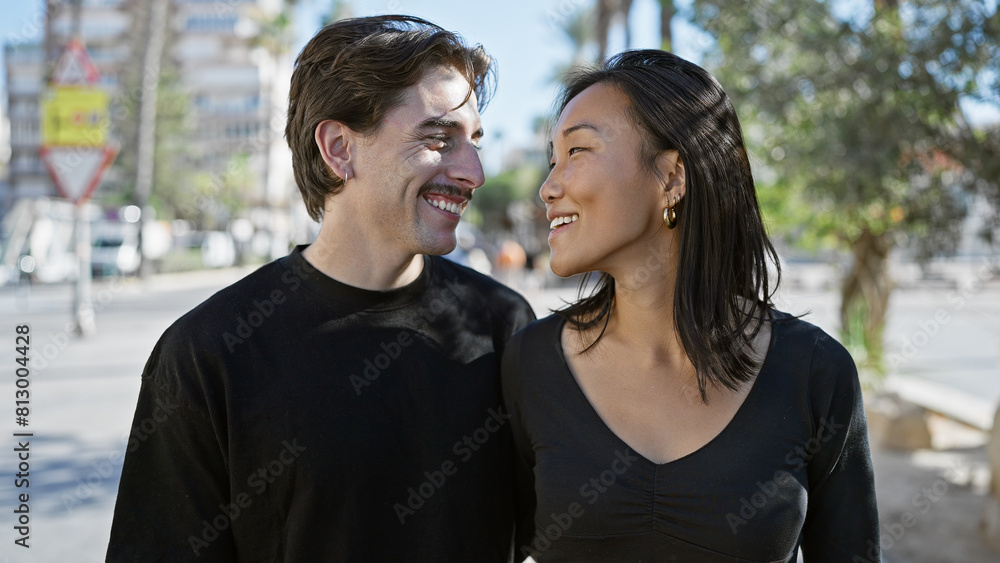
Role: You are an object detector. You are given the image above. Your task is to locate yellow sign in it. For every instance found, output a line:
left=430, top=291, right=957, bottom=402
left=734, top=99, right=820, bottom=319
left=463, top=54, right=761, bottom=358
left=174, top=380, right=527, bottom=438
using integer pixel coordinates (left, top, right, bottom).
left=41, top=86, right=110, bottom=147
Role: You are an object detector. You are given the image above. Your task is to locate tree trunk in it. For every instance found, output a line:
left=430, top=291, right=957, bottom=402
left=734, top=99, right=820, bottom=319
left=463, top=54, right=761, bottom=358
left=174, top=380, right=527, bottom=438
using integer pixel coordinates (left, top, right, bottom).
left=621, top=0, right=634, bottom=50
left=659, top=0, right=675, bottom=52
left=134, top=0, right=169, bottom=278
left=840, top=228, right=892, bottom=382
left=596, top=0, right=615, bottom=64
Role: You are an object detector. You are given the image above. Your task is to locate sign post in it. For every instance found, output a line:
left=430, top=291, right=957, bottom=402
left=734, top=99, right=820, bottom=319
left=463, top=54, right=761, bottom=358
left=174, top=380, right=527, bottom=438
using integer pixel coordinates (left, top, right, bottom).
left=40, top=39, right=118, bottom=336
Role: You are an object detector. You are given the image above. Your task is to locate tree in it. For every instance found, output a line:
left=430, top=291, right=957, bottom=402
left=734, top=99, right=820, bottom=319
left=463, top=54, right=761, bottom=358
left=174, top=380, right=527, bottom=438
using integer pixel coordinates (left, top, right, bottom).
left=321, top=0, right=353, bottom=27
left=109, top=0, right=193, bottom=221
left=658, top=0, right=676, bottom=51
left=596, top=0, right=635, bottom=63
left=691, top=0, right=1000, bottom=379
left=247, top=0, right=298, bottom=56
left=468, top=165, right=547, bottom=232
left=188, top=154, right=254, bottom=231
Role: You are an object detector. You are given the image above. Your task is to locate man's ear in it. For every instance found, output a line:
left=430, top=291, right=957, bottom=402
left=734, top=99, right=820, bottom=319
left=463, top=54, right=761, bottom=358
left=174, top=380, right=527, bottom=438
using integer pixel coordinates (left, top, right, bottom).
left=657, top=150, right=686, bottom=201
left=315, top=120, right=356, bottom=181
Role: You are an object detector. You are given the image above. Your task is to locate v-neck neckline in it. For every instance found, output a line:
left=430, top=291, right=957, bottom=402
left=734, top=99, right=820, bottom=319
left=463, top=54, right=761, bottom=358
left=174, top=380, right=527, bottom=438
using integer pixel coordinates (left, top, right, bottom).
left=551, top=313, right=778, bottom=468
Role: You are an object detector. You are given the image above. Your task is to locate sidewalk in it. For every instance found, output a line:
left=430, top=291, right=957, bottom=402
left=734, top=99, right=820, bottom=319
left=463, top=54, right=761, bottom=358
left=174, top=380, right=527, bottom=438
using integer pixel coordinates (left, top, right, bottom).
left=0, top=267, right=257, bottom=563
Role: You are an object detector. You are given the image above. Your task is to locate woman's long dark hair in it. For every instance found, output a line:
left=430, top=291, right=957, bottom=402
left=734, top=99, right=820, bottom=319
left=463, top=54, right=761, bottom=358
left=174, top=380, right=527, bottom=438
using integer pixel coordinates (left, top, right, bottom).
left=554, top=49, right=781, bottom=403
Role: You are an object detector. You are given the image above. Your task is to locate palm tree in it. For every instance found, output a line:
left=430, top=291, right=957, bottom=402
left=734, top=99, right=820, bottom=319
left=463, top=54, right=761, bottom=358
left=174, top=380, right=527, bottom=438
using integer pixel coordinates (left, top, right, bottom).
left=595, top=0, right=634, bottom=64
left=658, top=0, right=675, bottom=52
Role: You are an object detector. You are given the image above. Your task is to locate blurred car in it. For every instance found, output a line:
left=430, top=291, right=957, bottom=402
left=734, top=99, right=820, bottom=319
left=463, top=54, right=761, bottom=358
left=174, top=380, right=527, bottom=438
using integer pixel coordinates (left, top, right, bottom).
left=91, top=221, right=140, bottom=278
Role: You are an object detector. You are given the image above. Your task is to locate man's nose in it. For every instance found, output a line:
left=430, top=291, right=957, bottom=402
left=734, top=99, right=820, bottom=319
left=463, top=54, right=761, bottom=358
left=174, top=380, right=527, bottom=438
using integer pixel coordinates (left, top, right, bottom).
left=446, top=140, right=486, bottom=190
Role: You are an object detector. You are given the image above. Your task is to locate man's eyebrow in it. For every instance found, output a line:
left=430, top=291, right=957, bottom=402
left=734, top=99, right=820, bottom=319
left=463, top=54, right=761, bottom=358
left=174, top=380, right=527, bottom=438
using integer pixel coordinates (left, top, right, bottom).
left=561, top=122, right=600, bottom=137
left=416, top=118, right=484, bottom=138
left=418, top=118, right=459, bottom=130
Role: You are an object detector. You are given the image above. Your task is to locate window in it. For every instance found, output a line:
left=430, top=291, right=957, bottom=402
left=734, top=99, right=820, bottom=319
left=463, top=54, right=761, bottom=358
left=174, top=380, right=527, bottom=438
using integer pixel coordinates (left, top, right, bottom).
left=185, top=15, right=238, bottom=33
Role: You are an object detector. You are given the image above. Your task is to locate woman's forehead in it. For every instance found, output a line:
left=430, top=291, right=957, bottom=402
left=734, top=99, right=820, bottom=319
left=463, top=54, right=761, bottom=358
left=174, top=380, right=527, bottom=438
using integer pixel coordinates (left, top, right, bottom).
left=554, top=83, right=637, bottom=145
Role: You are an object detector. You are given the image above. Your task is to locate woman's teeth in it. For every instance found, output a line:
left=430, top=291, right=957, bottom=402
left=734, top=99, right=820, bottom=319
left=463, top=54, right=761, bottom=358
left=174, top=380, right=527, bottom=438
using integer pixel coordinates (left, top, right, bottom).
left=550, top=214, right=579, bottom=229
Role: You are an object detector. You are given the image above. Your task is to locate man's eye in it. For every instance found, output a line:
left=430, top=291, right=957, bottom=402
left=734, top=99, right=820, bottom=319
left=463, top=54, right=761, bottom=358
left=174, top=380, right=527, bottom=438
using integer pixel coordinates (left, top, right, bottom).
left=569, top=147, right=586, bottom=155
left=427, top=135, right=448, bottom=149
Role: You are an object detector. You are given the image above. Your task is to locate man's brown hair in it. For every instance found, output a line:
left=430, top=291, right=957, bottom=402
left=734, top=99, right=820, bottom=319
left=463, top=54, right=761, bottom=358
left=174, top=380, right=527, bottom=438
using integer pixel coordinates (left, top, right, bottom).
left=285, top=15, right=496, bottom=221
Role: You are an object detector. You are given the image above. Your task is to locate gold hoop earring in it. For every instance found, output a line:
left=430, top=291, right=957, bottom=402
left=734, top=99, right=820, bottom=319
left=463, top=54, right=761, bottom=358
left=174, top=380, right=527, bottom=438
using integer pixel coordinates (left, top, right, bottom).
left=663, top=205, right=677, bottom=229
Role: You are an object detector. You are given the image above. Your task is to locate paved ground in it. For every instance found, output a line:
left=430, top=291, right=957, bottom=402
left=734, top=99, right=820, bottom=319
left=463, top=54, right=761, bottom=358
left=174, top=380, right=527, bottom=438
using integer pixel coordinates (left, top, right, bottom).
left=0, top=265, right=995, bottom=562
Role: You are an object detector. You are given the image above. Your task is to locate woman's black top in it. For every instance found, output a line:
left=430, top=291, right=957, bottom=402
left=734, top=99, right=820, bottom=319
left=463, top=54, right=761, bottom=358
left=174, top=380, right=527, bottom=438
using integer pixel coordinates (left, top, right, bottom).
left=501, top=311, right=880, bottom=563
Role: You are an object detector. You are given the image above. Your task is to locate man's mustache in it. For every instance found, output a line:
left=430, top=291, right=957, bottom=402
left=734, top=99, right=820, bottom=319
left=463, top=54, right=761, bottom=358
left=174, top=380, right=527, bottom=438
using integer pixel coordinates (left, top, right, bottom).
left=419, top=182, right=474, bottom=203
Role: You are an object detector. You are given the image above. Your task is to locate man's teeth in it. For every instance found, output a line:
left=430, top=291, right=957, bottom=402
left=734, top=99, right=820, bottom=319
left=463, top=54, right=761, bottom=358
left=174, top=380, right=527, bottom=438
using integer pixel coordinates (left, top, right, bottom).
left=427, top=198, right=462, bottom=215
left=550, top=214, right=579, bottom=229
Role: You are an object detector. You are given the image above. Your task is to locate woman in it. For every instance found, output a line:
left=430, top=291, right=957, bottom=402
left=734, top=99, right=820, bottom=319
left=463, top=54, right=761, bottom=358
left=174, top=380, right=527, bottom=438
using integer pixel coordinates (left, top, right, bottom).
left=502, top=50, right=879, bottom=562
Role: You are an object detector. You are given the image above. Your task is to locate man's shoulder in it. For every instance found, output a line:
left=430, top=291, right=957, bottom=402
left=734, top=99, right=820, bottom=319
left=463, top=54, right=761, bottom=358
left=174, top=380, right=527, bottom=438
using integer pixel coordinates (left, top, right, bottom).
left=158, top=257, right=294, bottom=353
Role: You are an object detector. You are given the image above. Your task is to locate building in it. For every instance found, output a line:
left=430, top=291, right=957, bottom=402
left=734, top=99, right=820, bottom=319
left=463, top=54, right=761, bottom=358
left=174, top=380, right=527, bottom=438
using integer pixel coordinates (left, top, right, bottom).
left=170, top=0, right=296, bottom=252
left=3, top=41, right=48, bottom=215
left=2, top=0, right=298, bottom=254
left=0, top=60, right=10, bottom=205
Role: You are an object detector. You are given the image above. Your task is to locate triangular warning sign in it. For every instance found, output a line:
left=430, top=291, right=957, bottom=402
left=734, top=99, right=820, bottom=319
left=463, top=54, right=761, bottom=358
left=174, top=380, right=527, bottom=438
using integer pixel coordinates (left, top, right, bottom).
left=40, top=146, right=118, bottom=203
left=51, top=38, right=100, bottom=86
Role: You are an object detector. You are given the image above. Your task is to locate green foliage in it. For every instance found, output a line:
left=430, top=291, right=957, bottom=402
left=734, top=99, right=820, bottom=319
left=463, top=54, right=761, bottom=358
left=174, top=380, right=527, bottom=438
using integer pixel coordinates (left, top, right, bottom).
left=107, top=62, right=194, bottom=221
left=469, top=166, right=546, bottom=228
left=321, top=0, right=353, bottom=27
left=658, top=0, right=676, bottom=51
left=692, top=0, right=1000, bottom=372
left=696, top=0, right=997, bottom=246
left=147, top=70, right=196, bottom=222
left=249, top=2, right=297, bottom=55
left=186, top=154, right=255, bottom=231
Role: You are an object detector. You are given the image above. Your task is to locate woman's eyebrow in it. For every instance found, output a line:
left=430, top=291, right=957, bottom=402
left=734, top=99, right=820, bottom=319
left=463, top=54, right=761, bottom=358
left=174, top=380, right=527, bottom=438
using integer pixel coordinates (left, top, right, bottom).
left=561, top=122, right=600, bottom=137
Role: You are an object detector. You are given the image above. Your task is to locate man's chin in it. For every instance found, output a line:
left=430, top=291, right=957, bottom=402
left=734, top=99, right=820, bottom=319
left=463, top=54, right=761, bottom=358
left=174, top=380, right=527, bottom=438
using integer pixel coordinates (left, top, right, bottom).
left=419, top=236, right=458, bottom=257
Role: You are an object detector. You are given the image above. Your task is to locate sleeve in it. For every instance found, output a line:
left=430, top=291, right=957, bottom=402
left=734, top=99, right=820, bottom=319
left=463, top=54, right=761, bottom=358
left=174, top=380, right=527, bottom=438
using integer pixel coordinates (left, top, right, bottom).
left=500, top=329, right=538, bottom=563
left=106, top=328, right=236, bottom=562
left=799, top=333, right=880, bottom=562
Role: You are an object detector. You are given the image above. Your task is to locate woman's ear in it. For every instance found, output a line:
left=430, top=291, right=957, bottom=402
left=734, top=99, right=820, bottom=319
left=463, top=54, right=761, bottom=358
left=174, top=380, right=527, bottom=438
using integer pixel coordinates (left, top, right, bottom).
left=657, top=150, right=686, bottom=202
left=315, top=120, right=356, bottom=181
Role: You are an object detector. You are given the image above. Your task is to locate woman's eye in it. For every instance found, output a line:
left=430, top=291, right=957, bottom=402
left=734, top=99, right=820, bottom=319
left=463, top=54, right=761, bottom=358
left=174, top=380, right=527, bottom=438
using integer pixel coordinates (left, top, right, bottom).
left=568, top=147, right=586, bottom=155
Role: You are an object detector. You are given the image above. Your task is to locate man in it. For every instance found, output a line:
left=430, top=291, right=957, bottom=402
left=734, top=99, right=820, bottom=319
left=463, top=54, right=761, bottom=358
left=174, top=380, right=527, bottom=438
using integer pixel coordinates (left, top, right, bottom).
left=107, top=15, right=535, bottom=561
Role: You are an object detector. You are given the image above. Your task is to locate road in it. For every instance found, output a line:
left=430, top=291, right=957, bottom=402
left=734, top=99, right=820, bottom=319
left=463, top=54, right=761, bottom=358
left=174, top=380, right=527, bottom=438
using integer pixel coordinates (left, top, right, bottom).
left=0, top=265, right=995, bottom=562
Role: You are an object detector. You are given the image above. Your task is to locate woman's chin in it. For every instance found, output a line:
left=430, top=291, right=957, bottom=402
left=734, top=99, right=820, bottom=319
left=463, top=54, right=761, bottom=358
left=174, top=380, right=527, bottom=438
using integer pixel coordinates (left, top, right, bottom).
left=549, top=258, right=581, bottom=279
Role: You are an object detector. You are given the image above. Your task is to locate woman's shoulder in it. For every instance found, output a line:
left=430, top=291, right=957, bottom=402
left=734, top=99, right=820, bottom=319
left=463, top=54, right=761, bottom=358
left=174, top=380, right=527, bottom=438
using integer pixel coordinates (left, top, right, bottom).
left=508, top=312, right=564, bottom=346
left=769, top=308, right=855, bottom=368
left=767, top=308, right=861, bottom=416
left=502, top=314, right=566, bottom=388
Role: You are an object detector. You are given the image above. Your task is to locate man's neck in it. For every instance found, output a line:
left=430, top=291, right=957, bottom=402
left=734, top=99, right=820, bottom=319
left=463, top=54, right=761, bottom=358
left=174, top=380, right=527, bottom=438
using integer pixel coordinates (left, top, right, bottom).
left=302, top=227, right=424, bottom=291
